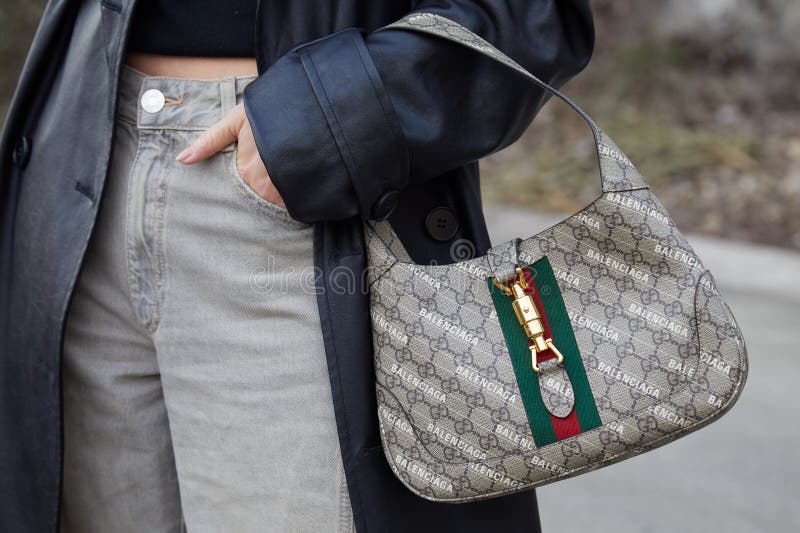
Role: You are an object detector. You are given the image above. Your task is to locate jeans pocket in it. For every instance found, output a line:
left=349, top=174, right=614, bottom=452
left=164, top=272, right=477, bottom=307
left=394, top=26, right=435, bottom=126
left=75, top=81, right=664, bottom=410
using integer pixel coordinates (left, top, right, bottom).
left=228, top=142, right=302, bottom=224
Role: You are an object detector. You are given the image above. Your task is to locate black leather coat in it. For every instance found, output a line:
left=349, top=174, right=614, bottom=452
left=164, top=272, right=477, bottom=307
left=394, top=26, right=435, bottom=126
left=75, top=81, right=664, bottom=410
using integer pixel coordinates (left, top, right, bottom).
left=0, top=1, right=594, bottom=531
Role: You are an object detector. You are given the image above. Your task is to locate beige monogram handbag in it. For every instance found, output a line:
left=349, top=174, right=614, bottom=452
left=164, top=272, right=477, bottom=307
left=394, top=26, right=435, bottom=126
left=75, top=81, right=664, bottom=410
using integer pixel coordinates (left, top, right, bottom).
left=364, top=13, right=748, bottom=502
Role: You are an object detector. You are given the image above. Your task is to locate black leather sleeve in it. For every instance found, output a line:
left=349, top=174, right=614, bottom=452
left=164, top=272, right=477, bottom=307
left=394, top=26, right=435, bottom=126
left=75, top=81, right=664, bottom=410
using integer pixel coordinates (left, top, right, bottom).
left=243, top=1, right=595, bottom=223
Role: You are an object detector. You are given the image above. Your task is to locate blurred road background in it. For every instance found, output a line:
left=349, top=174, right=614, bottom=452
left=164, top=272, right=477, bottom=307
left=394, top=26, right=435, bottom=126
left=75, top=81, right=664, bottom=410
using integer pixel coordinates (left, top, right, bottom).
left=480, top=0, right=800, bottom=253
left=2, top=0, right=798, bottom=531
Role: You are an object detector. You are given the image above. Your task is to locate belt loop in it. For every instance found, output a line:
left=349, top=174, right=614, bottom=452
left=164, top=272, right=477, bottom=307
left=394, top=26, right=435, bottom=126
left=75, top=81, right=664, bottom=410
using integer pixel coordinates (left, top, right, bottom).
left=219, top=78, right=236, bottom=152
left=234, top=76, right=255, bottom=107
left=219, top=77, right=236, bottom=119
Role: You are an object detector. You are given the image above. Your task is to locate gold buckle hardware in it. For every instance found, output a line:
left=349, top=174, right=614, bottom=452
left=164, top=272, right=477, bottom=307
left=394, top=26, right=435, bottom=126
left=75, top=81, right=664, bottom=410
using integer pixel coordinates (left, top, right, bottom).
left=493, top=266, right=565, bottom=374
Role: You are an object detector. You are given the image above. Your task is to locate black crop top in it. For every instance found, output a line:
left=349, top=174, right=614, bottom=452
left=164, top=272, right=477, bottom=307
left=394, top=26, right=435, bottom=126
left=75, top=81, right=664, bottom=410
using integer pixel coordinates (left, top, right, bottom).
left=126, top=0, right=257, bottom=57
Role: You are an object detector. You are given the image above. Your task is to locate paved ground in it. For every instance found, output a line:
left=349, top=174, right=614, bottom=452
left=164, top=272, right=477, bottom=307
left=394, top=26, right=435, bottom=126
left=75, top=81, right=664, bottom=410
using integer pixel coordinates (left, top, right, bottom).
left=483, top=204, right=800, bottom=533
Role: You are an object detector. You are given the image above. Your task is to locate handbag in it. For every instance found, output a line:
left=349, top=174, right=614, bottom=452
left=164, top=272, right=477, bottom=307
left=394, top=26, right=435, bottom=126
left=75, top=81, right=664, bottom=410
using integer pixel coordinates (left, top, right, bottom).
left=363, top=13, right=748, bottom=503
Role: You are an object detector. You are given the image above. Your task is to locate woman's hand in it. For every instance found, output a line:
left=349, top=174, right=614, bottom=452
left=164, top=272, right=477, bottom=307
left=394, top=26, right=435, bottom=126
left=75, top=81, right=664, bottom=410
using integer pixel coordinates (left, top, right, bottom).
left=176, top=103, right=285, bottom=208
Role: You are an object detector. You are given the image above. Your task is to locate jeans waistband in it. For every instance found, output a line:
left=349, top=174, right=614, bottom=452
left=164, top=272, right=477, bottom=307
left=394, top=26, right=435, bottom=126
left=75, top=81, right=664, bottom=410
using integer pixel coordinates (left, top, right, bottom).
left=117, top=64, right=258, bottom=130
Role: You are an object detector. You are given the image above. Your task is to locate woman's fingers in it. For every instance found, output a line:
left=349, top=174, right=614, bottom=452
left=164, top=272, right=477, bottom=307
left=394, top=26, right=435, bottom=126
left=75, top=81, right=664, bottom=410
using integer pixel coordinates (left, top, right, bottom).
left=236, top=124, right=286, bottom=208
left=176, top=104, right=245, bottom=164
left=175, top=101, right=286, bottom=208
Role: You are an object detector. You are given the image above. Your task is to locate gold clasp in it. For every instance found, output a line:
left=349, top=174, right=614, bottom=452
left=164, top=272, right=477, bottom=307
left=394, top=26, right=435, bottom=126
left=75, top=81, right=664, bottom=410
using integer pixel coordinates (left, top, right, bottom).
left=494, top=266, right=565, bottom=373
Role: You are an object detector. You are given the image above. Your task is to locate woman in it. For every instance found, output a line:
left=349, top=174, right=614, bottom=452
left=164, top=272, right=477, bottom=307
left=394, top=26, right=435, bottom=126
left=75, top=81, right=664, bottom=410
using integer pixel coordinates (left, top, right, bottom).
left=0, top=1, right=594, bottom=532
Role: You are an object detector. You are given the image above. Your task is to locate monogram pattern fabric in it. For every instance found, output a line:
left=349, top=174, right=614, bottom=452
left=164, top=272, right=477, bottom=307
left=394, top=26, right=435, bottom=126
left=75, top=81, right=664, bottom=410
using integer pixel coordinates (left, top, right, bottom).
left=364, top=13, right=748, bottom=502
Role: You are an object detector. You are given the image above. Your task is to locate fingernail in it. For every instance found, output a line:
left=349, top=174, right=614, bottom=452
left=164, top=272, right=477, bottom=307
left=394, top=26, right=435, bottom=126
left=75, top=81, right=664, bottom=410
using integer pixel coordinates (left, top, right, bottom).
left=176, top=146, right=194, bottom=163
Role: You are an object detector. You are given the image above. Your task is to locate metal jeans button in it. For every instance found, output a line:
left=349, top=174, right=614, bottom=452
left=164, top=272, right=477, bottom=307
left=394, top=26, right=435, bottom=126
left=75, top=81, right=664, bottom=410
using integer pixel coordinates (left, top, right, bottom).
left=141, top=88, right=166, bottom=113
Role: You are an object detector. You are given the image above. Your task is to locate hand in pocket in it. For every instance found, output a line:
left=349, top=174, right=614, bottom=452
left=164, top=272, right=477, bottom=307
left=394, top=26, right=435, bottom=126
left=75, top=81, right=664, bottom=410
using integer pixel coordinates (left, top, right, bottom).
left=175, top=103, right=285, bottom=209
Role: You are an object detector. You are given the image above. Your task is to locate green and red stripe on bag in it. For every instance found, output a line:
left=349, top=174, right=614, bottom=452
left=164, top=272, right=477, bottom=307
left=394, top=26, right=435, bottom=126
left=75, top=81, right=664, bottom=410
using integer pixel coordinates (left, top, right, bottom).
left=488, top=256, right=602, bottom=447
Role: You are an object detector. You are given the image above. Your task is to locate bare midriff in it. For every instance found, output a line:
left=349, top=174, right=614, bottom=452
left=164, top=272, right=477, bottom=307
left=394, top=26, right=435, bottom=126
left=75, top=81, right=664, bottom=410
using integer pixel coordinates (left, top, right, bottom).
left=123, top=52, right=259, bottom=79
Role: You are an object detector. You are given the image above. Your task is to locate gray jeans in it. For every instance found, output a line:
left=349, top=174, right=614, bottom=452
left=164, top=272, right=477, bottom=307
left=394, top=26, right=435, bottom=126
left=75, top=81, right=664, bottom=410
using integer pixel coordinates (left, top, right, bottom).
left=59, top=64, right=355, bottom=533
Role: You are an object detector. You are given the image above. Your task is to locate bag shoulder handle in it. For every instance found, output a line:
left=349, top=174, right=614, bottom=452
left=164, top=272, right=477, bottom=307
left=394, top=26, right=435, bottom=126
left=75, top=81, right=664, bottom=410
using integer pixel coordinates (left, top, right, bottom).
left=376, top=13, right=648, bottom=193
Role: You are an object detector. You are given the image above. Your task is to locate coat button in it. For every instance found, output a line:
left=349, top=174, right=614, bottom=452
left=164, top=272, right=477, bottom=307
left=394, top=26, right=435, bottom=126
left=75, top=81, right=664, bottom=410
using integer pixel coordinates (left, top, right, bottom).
left=141, top=88, right=166, bottom=113
left=11, top=135, right=32, bottom=169
left=425, top=206, right=459, bottom=241
left=372, top=189, right=400, bottom=221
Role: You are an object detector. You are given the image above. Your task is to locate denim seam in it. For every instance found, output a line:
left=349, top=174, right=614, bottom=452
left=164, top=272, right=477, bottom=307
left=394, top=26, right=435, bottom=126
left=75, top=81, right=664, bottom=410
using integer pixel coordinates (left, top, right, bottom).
left=227, top=143, right=310, bottom=229
left=149, top=134, right=171, bottom=335
left=137, top=124, right=214, bottom=131
left=124, top=124, right=146, bottom=331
